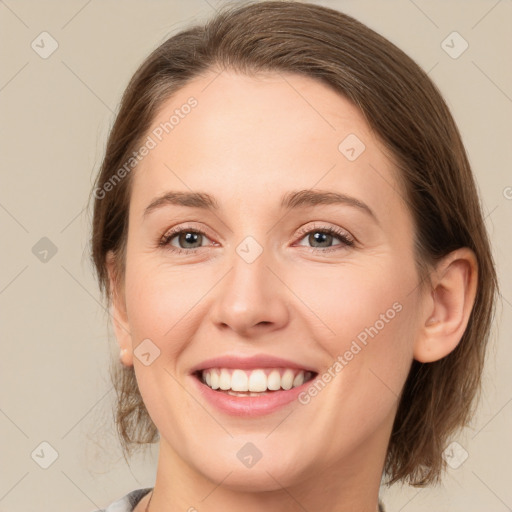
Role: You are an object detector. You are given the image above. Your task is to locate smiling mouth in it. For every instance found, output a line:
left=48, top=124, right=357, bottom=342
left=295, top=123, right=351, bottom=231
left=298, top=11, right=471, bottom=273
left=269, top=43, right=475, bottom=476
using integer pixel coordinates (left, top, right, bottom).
left=194, top=367, right=317, bottom=396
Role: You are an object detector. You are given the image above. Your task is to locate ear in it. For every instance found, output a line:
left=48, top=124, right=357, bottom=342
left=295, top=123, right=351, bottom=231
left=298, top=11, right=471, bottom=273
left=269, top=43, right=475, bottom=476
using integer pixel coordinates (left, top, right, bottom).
left=413, top=247, right=478, bottom=363
left=106, top=250, right=133, bottom=367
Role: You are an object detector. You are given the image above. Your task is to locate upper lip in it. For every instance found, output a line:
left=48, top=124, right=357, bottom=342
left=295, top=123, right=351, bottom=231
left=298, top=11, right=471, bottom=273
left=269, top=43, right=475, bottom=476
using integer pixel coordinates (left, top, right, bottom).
left=190, top=354, right=318, bottom=374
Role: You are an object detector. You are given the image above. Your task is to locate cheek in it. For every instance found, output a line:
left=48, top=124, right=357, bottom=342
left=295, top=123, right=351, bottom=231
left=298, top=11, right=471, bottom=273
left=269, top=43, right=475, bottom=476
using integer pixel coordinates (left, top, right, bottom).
left=292, top=258, right=416, bottom=348
left=124, top=257, right=203, bottom=342
left=123, top=260, right=205, bottom=434
left=291, top=256, right=418, bottom=404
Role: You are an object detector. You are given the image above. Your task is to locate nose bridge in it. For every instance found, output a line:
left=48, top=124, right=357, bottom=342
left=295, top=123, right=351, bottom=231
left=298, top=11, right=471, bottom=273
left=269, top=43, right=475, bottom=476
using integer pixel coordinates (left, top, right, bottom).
left=210, top=235, right=289, bottom=334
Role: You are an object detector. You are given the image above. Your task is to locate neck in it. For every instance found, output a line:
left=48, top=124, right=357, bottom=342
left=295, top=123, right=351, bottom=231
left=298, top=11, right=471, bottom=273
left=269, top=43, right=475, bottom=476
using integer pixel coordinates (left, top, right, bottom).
left=145, top=429, right=389, bottom=512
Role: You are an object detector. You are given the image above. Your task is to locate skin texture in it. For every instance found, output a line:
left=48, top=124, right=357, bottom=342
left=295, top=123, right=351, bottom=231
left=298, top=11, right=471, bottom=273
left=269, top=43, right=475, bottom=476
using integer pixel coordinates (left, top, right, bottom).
left=107, top=70, right=478, bottom=512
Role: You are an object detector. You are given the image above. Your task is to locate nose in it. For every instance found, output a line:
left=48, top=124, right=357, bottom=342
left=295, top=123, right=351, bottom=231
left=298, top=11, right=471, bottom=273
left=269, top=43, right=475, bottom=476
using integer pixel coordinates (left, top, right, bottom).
left=208, top=245, right=290, bottom=337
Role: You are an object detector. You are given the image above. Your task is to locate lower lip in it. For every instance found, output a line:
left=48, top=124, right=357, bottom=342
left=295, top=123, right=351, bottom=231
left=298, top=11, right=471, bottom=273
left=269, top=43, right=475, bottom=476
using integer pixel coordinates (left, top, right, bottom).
left=190, top=373, right=315, bottom=417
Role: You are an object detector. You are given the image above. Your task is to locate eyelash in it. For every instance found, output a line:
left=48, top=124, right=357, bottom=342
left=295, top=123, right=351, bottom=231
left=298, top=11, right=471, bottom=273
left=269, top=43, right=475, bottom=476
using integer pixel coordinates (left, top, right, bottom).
left=158, top=223, right=355, bottom=255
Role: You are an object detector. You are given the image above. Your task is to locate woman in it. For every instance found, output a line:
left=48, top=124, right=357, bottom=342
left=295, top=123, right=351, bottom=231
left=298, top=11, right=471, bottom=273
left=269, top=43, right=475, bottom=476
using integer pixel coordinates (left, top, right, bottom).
left=89, top=2, right=498, bottom=511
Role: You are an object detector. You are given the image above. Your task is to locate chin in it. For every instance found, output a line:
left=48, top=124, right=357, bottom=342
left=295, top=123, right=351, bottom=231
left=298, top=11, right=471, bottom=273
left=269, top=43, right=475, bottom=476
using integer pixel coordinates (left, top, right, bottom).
left=189, top=446, right=309, bottom=492
left=206, top=465, right=302, bottom=492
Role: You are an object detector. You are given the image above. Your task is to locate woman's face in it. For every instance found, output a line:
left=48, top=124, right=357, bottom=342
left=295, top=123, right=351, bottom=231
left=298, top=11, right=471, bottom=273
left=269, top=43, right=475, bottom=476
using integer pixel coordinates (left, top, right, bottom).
left=112, top=70, right=428, bottom=490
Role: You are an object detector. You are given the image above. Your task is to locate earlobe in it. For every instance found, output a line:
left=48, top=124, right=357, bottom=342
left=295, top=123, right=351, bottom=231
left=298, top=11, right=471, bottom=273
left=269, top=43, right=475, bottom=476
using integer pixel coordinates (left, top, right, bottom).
left=106, top=251, right=134, bottom=367
left=119, top=347, right=133, bottom=367
left=413, top=248, right=478, bottom=363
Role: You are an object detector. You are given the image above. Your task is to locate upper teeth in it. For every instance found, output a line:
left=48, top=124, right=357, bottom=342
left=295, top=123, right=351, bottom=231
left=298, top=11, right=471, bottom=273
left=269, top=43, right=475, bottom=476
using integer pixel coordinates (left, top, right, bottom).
left=201, top=368, right=313, bottom=392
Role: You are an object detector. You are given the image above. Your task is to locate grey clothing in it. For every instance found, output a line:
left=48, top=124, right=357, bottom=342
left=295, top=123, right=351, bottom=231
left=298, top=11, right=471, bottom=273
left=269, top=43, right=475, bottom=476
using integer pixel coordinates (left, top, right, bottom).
left=94, top=488, right=386, bottom=511
left=93, top=488, right=152, bottom=512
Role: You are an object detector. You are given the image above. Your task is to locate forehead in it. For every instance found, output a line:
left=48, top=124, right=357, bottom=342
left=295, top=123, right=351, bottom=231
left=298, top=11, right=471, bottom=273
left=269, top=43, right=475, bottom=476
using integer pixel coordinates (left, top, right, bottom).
left=130, top=69, right=407, bottom=225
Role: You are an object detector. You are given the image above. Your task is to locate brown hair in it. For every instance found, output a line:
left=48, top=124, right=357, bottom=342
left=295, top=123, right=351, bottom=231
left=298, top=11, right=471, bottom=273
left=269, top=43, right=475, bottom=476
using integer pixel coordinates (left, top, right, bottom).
left=89, top=0, right=499, bottom=487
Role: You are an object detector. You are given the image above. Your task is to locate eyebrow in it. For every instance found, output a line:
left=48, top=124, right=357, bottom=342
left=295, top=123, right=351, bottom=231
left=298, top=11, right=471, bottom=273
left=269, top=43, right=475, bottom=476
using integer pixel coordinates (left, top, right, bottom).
left=143, top=189, right=377, bottom=222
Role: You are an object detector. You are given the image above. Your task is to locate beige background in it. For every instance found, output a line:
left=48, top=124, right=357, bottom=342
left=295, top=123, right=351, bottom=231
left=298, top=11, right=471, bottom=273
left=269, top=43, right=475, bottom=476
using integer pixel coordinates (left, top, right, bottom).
left=0, top=0, right=511, bottom=510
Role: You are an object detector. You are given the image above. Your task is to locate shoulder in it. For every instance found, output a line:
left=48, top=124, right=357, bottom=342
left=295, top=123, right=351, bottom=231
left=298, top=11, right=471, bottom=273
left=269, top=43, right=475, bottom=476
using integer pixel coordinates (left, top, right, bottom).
left=91, top=488, right=153, bottom=512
